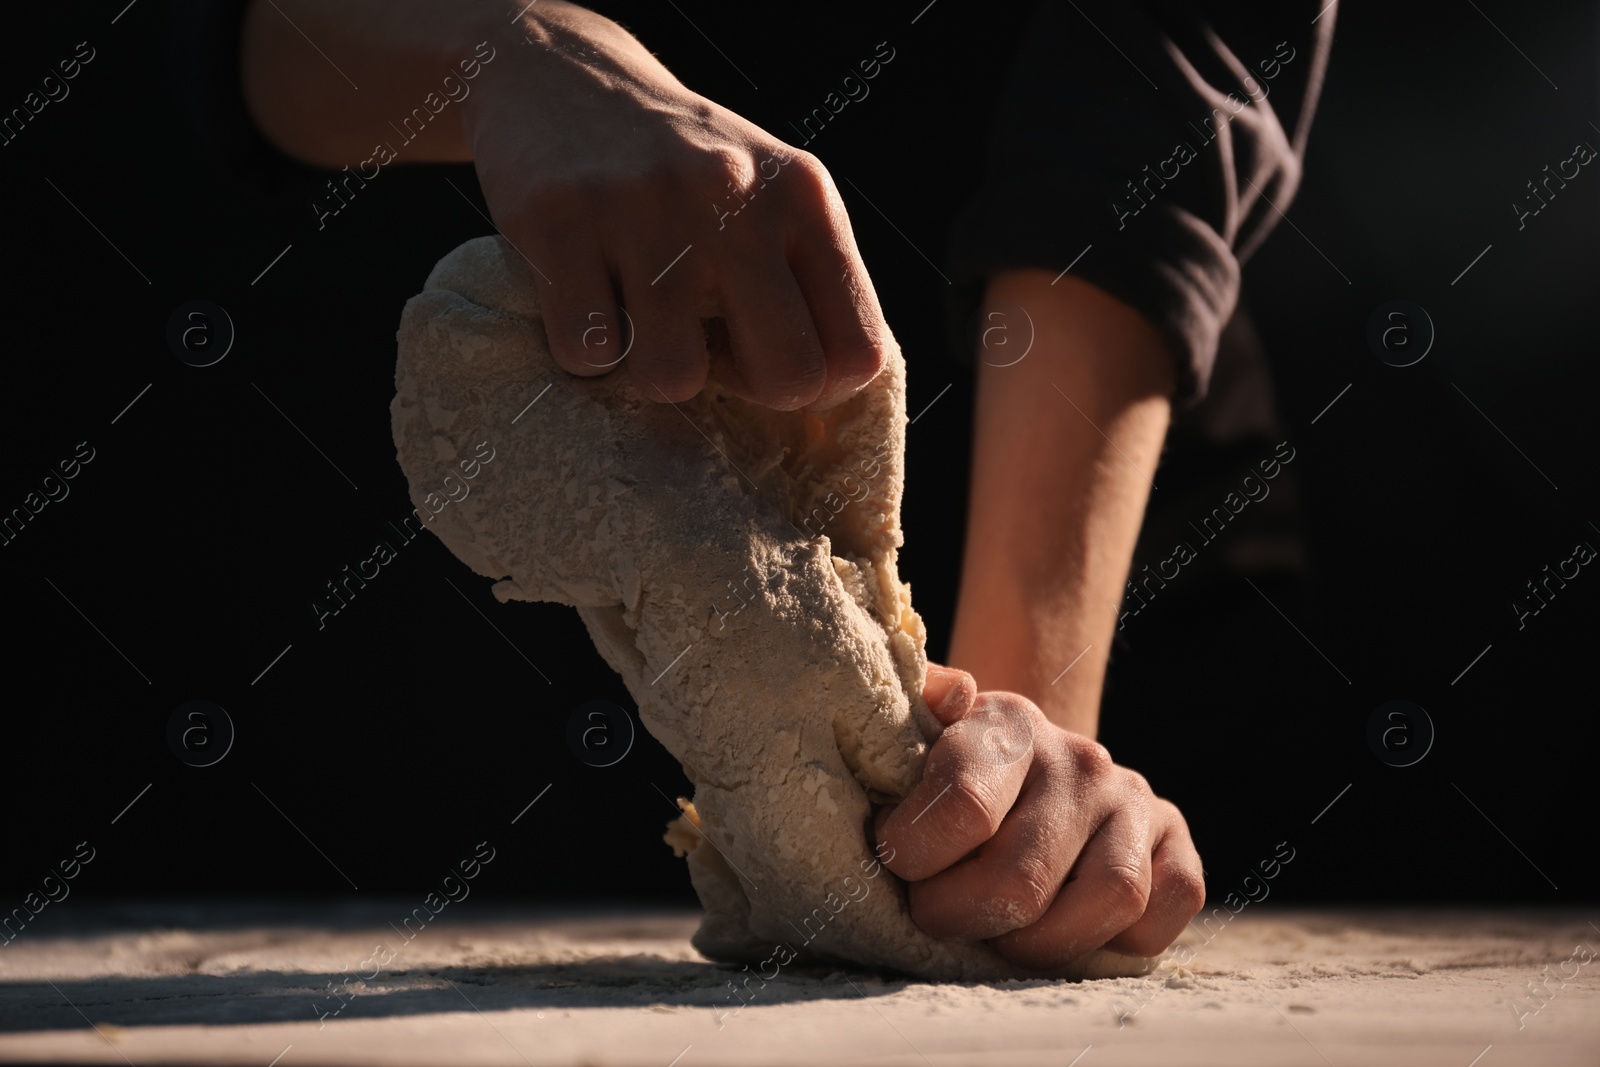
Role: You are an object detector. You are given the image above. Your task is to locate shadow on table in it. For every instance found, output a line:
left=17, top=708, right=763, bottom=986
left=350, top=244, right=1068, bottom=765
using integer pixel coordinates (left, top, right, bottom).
left=0, top=957, right=932, bottom=1034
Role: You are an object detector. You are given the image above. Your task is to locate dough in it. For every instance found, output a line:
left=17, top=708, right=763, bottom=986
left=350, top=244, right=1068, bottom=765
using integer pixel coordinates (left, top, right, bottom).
left=391, top=236, right=1154, bottom=982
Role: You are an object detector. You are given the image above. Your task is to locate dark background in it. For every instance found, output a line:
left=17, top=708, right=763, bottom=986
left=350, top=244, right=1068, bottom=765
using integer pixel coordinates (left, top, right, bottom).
left=1, top=0, right=1594, bottom=924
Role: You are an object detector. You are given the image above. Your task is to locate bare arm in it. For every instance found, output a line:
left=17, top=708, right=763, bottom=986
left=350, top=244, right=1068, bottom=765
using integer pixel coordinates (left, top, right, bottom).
left=947, top=269, right=1174, bottom=737
left=240, top=0, right=888, bottom=410
left=240, top=0, right=493, bottom=165
left=245, top=4, right=1200, bottom=964
left=873, top=274, right=1201, bottom=968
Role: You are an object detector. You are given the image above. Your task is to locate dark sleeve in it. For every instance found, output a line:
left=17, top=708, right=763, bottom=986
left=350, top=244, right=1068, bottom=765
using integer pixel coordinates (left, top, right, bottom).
left=168, top=0, right=310, bottom=191
left=945, top=0, right=1334, bottom=407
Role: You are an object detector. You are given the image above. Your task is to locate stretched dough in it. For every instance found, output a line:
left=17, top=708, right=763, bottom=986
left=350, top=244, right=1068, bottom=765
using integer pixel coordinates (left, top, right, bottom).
left=391, top=236, right=1153, bottom=982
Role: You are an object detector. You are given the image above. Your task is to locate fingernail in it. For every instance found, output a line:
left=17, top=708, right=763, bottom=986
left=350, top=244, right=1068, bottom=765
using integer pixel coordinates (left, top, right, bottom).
left=927, top=665, right=974, bottom=718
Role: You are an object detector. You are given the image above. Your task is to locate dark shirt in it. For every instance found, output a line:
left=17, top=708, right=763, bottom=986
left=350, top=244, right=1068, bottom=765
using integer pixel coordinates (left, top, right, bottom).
left=944, top=1, right=1332, bottom=406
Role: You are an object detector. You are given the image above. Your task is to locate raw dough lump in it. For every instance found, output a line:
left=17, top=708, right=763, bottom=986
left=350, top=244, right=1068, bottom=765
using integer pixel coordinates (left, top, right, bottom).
left=392, top=236, right=1153, bottom=981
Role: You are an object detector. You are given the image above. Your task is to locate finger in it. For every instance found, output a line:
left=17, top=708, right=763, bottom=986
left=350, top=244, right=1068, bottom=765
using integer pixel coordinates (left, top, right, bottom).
left=621, top=251, right=711, bottom=403
left=717, top=252, right=827, bottom=410
left=922, top=664, right=976, bottom=727
left=868, top=672, right=975, bottom=855
left=1103, top=801, right=1206, bottom=957
left=521, top=228, right=624, bottom=378
left=783, top=156, right=891, bottom=409
left=903, top=765, right=1081, bottom=940
left=989, top=803, right=1154, bottom=971
left=875, top=693, right=1036, bottom=881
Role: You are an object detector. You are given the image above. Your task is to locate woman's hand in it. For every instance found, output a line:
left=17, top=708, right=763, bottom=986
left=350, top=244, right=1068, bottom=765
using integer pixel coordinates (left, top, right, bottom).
left=875, top=663, right=1205, bottom=969
left=242, top=0, right=890, bottom=410
left=461, top=2, right=889, bottom=409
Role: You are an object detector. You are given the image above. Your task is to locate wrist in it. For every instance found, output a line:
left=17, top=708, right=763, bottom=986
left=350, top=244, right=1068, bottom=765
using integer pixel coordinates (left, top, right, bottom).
left=459, top=3, right=686, bottom=160
left=242, top=0, right=509, bottom=165
left=948, top=603, right=1109, bottom=737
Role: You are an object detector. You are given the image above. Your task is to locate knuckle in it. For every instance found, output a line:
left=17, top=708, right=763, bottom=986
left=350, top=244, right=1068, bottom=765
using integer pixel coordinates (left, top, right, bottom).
left=962, top=700, right=1037, bottom=770
left=1073, top=739, right=1116, bottom=779
left=943, top=717, right=1017, bottom=778
left=835, top=341, right=888, bottom=382
left=1168, top=866, right=1208, bottom=918
left=993, top=860, right=1058, bottom=927
left=1100, top=861, right=1152, bottom=919
left=780, top=150, right=835, bottom=201
left=982, top=693, right=1042, bottom=732
left=944, top=778, right=1004, bottom=838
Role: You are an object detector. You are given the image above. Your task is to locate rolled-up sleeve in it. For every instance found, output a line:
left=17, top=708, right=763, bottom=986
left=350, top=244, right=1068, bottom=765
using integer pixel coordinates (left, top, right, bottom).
left=945, top=0, right=1333, bottom=406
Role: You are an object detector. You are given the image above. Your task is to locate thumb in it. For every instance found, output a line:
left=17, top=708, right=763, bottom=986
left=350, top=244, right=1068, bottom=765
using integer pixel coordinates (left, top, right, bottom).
left=923, top=663, right=977, bottom=727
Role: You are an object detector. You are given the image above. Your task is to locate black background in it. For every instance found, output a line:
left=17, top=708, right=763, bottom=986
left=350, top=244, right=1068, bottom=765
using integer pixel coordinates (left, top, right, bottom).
left=1, top=0, right=1594, bottom=924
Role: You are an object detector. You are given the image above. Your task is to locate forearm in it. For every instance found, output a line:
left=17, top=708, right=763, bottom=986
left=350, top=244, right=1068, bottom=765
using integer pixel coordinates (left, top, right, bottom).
left=239, top=0, right=649, bottom=167
left=947, top=270, right=1173, bottom=738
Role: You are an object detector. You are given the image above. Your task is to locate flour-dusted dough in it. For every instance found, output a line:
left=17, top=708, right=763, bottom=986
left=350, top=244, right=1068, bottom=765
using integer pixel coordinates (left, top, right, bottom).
left=392, top=236, right=1154, bottom=982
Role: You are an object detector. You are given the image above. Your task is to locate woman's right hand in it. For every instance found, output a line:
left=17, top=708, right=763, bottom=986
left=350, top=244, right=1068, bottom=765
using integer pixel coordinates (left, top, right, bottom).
left=462, top=2, right=890, bottom=410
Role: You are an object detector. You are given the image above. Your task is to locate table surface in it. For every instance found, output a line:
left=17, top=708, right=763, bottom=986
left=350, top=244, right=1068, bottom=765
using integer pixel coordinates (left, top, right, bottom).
left=0, top=902, right=1596, bottom=1066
